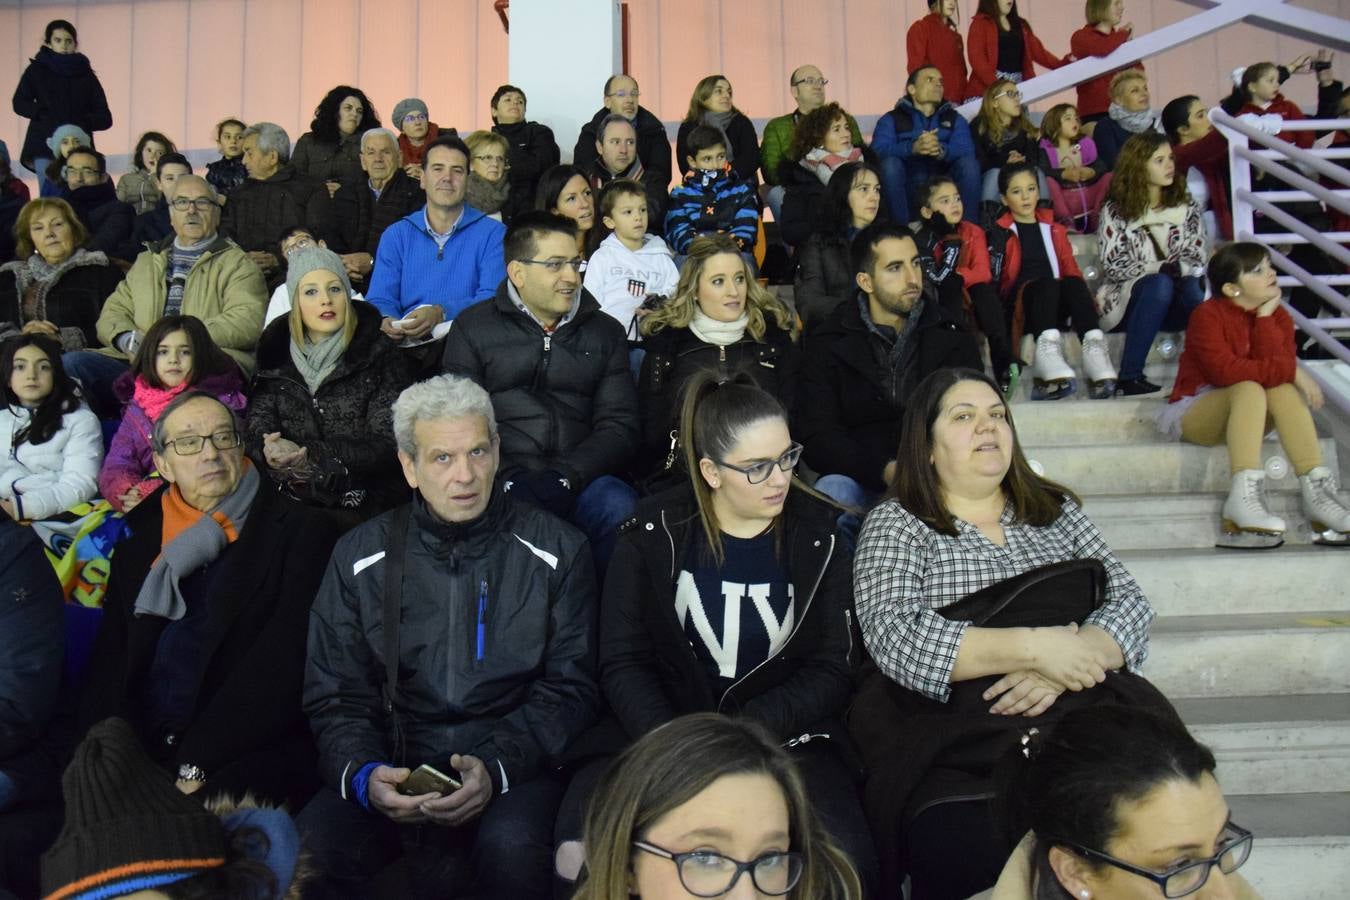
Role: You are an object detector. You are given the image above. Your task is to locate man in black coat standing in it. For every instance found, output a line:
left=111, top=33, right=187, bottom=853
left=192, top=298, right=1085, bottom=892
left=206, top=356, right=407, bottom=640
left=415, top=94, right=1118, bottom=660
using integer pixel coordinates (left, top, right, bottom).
left=572, top=75, right=672, bottom=191
left=490, top=84, right=560, bottom=223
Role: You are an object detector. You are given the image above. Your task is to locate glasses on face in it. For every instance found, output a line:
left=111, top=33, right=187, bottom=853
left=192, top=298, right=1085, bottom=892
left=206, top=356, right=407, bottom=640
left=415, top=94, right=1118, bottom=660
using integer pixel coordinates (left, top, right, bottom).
left=162, top=429, right=242, bottom=456
left=403, top=113, right=428, bottom=123
left=64, top=166, right=100, bottom=180
left=716, top=443, right=804, bottom=484
left=282, top=236, right=315, bottom=255
left=607, top=90, right=640, bottom=100
left=634, top=841, right=804, bottom=897
left=792, top=77, right=829, bottom=88
left=473, top=154, right=507, bottom=166
left=1055, top=822, right=1254, bottom=899
left=519, top=257, right=585, bottom=274
left=170, top=197, right=218, bottom=212
left=994, top=89, right=1022, bottom=101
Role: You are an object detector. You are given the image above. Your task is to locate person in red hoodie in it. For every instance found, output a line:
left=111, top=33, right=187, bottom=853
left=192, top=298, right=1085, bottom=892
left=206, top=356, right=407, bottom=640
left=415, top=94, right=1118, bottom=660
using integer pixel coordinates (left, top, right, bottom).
left=987, top=163, right=1116, bottom=400
left=966, top=0, right=1068, bottom=103
left=1070, top=0, right=1144, bottom=123
left=1164, top=242, right=1350, bottom=543
left=1233, top=62, right=1314, bottom=149
left=908, top=0, right=968, bottom=105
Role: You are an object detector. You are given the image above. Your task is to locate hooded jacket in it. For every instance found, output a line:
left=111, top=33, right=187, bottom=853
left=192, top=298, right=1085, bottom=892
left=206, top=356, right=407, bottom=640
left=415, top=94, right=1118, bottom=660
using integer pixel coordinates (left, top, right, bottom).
left=0, top=403, right=102, bottom=521
left=582, top=232, right=680, bottom=339
left=441, top=281, right=638, bottom=489
left=364, top=205, right=507, bottom=321
left=11, top=47, right=112, bottom=171
left=0, top=249, right=124, bottom=351
left=574, top=105, right=673, bottom=189
left=304, top=490, right=599, bottom=798
left=664, top=164, right=760, bottom=255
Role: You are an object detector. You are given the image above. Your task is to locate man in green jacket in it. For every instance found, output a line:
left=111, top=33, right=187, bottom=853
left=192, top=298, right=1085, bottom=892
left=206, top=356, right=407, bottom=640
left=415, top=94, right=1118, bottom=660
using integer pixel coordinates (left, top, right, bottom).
left=760, top=64, right=864, bottom=220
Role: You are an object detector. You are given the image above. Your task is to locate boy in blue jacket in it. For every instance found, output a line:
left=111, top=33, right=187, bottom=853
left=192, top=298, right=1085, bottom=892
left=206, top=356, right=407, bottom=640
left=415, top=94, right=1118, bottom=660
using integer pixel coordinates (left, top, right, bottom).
left=664, top=125, right=760, bottom=257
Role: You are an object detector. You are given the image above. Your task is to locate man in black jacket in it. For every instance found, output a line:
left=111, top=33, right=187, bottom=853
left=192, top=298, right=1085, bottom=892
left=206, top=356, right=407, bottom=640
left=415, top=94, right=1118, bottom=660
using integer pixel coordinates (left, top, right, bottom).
left=490, top=84, right=560, bottom=223
left=299, top=374, right=599, bottom=899
left=60, top=147, right=136, bottom=263
left=330, top=127, right=424, bottom=291
left=572, top=75, right=672, bottom=190
left=797, top=222, right=982, bottom=542
left=442, top=211, right=639, bottom=570
left=584, top=115, right=668, bottom=234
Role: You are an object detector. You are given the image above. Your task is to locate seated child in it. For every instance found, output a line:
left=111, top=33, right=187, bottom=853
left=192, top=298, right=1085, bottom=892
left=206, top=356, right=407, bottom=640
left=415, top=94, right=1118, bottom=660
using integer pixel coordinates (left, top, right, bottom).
left=205, top=117, right=248, bottom=197
left=988, top=163, right=1117, bottom=400
left=583, top=179, right=680, bottom=341
left=664, top=125, right=759, bottom=257
left=913, top=176, right=1019, bottom=392
left=1039, top=103, right=1112, bottom=233
left=98, top=315, right=247, bottom=512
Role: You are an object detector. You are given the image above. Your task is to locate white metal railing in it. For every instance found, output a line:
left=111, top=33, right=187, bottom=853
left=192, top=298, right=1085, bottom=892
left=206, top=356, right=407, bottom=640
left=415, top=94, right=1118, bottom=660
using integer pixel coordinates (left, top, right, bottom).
left=1210, top=107, right=1350, bottom=414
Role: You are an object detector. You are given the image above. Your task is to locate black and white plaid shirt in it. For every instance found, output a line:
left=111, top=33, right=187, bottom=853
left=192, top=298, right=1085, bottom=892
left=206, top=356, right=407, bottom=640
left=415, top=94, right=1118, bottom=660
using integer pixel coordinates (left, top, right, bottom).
left=854, top=498, right=1154, bottom=701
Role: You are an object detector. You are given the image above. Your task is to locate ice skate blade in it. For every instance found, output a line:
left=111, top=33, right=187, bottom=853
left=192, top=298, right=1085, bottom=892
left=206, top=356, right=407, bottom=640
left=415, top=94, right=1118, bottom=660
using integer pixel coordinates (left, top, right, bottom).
left=1312, top=526, right=1350, bottom=547
left=1088, top=379, right=1116, bottom=400
left=1031, top=378, right=1075, bottom=401
left=1217, top=520, right=1285, bottom=549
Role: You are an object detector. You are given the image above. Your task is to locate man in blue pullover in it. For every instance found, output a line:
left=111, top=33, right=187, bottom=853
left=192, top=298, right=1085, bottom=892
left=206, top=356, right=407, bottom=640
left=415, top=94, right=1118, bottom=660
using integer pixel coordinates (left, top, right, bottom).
left=871, top=66, right=980, bottom=224
left=365, top=135, right=507, bottom=342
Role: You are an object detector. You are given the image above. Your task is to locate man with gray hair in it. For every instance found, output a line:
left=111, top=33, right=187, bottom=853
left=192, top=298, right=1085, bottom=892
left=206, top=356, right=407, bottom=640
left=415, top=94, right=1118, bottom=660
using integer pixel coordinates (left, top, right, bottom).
left=299, top=373, right=598, bottom=899
left=220, top=121, right=336, bottom=286
left=331, top=127, right=425, bottom=291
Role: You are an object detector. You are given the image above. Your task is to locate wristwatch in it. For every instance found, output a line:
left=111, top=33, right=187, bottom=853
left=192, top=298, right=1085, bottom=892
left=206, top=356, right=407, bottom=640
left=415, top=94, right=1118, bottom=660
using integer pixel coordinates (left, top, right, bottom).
left=177, top=763, right=207, bottom=783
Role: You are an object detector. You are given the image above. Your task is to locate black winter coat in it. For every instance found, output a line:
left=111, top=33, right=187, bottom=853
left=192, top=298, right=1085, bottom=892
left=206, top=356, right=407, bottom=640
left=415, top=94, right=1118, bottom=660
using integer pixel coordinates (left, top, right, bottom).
left=220, top=165, right=338, bottom=257
left=574, top=106, right=673, bottom=188
left=291, top=131, right=366, bottom=193
left=11, top=47, right=112, bottom=171
left=205, top=156, right=248, bottom=198
left=587, top=160, right=669, bottom=236
left=676, top=113, right=762, bottom=184
left=637, top=320, right=798, bottom=467
left=132, top=201, right=172, bottom=251
left=0, top=517, right=63, bottom=764
left=78, top=486, right=343, bottom=808
left=442, top=282, right=639, bottom=488
left=63, top=180, right=137, bottom=263
left=304, top=490, right=599, bottom=797
left=246, top=301, right=414, bottom=519
left=972, top=121, right=1050, bottom=173
left=793, top=231, right=854, bottom=332
left=0, top=250, right=124, bottom=350
left=796, top=291, right=983, bottom=493
left=601, top=484, right=854, bottom=744
left=494, top=119, right=561, bottom=221
left=777, top=147, right=882, bottom=248
left=332, top=168, right=425, bottom=267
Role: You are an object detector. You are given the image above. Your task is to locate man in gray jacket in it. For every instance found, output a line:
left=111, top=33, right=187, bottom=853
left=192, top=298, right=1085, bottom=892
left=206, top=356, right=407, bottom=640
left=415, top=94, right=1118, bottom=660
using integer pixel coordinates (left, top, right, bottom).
left=298, top=374, right=599, bottom=899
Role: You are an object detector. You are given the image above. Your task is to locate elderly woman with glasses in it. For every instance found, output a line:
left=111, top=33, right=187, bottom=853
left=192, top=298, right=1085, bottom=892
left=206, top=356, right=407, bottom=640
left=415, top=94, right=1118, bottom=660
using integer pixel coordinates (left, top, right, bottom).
left=464, top=130, right=512, bottom=221
left=552, top=371, right=878, bottom=895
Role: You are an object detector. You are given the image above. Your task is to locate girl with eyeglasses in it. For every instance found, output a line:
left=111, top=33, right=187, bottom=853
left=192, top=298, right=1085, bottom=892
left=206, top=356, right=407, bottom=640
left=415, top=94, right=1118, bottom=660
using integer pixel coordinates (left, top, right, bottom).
left=973, top=79, right=1050, bottom=206
left=552, top=372, right=877, bottom=895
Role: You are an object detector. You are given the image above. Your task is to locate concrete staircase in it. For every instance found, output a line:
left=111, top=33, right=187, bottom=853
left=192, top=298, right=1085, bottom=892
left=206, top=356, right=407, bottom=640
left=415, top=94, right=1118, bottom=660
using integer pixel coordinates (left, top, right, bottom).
left=1012, top=354, right=1350, bottom=899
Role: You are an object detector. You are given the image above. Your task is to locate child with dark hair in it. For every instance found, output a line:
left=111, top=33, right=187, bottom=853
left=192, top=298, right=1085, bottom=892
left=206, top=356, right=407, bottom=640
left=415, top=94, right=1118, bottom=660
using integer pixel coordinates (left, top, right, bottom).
left=0, top=334, right=101, bottom=521
left=99, top=315, right=246, bottom=512
left=115, top=130, right=177, bottom=215
left=205, top=118, right=248, bottom=197
left=664, top=125, right=760, bottom=257
left=584, top=179, right=679, bottom=340
left=1039, top=102, right=1111, bottom=232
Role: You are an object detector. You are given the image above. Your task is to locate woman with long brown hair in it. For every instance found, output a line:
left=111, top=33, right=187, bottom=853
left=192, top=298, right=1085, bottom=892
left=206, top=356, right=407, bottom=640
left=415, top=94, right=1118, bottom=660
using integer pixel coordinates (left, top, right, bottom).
left=676, top=74, right=761, bottom=184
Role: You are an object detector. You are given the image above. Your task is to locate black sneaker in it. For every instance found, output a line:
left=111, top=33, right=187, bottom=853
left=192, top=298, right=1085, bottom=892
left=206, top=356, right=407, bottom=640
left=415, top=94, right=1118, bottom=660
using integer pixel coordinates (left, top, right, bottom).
left=1115, top=377, right=1162, bottom=396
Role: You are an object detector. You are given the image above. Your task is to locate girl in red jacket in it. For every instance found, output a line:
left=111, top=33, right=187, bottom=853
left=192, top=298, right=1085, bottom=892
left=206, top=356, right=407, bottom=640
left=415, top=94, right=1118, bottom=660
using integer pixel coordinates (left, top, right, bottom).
left=988, top=163, right=1116, bottom=400
left=1164, top=242, right=1350, bottom=542
left=966, top=0, right=1068, bottom=102
left=1070, top=0, right=1144, bottom=122
left=1235, top=62, right=1314, bottom=150
left=907, top=0, right=968, bottom=105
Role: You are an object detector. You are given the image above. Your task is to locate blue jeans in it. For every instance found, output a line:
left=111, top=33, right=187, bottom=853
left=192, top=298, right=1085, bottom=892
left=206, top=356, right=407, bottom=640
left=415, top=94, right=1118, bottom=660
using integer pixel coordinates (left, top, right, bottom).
left=1114, top=274, right=1204, bottom=381
left=878, top=152, right=981, bottom=224
left=571, top=475, right=638, bottom=577
left=813, top=474, right=878, bottom=554
left=764, top=185, right=786, bottom=223
left=61, top=350, right=129, bottom=418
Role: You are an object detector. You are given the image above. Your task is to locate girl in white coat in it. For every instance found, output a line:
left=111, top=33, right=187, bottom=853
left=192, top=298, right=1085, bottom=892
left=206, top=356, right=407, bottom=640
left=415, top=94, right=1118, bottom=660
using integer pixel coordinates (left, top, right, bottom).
left=1, top=334, right=101, bottom=521
left=584, top=179, right=680, bottom=341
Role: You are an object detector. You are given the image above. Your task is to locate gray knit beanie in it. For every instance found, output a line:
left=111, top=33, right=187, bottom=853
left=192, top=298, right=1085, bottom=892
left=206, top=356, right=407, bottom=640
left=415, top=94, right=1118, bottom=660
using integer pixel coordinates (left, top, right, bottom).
left=392, top=98, right=430, bottom=130
left=47, top=124, right=93, bottom=157
left=286, top=246, right=353, bottom=304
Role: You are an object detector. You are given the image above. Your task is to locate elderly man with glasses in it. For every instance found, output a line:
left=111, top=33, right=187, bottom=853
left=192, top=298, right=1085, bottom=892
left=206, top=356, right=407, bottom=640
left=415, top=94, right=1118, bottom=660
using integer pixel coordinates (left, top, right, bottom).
left=61, top=174, right=265, bottom=416
left=572, top=74, right=672, bottom=192
left=77, top=390, right=341, bottom=809
left=331, top=127, right=425, bottom=291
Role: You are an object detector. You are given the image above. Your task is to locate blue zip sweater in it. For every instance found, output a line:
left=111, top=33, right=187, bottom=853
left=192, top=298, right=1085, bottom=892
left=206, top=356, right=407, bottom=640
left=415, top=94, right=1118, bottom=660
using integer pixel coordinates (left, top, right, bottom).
left=871, top=97, right=975, bottom=165
left=664, top=165, right=760, bottom=255
left=365, top=205, right=507, bottom=320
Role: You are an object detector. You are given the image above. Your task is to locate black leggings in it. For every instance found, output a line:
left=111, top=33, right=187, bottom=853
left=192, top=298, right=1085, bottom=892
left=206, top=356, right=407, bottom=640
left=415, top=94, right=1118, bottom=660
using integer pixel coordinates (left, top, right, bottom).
left=934, top=278, right=1014, bottom=374
left=1020, top=276, right=1100, bottom=340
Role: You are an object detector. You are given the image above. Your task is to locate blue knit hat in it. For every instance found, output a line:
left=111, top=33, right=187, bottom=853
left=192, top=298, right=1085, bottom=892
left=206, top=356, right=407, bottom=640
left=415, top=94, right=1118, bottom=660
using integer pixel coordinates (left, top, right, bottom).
left=46, top=124, right=92, bottom=157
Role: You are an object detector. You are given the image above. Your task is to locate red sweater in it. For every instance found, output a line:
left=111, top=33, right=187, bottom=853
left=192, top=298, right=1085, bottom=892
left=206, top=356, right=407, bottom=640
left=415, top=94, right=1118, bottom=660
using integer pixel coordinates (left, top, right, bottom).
left=1170, top=297, right=1296, bottom=401
left=1237, top=95, right=1313, bottom=149
left=1174, top=128, right=1232, bottom=240
left=908, top=13, right=968, bottom=104
left=967, top=14, right=1067, bottom=101
left=951, top=219, right=993, bottom=286
left=1069, top=26, right=1142, bottom=117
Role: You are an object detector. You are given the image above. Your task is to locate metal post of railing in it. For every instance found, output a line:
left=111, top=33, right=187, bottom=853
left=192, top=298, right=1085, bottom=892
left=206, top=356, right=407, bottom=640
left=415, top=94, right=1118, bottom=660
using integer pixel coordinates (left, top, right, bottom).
left=1248, top=238, right=1350, bottom=321
left=1232, top=146, right=1350, bottom=216
left=1239, top=195, right=1350, bottom=270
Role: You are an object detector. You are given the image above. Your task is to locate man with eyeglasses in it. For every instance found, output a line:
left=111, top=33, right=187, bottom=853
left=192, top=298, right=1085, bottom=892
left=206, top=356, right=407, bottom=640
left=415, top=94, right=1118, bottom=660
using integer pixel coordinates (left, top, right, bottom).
left=330, top=127, right=425, bottom=291
left=58, top=146, right=136, bottom=263
left=760, top=65, right=865, bottom=218
left=77, top=391, right=341, bottom=812
left=66, top=174, right=265, bottom=416
left=572, top=75, right=673, bottom=192
left=872, top=64, right=982, bottom=224
left=366, top=134, right=506, bottom=347
left=442, top=211, right=638, bottom=573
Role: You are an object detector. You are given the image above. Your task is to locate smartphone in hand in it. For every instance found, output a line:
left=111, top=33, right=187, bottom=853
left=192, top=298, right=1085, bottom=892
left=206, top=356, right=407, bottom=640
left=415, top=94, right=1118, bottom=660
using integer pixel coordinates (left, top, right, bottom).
left=398, top=763, right=462, bottom=796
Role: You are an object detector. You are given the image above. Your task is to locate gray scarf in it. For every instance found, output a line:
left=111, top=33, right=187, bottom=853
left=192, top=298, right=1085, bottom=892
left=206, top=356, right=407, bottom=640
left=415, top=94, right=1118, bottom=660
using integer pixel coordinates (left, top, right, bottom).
left=701, top=109, right=737, bottom=164
left=289, top=328, right=347, bottom=395
left=1108, top=102, right=1158, bottom=135
left=465, top=171, right=510, bottom=215
left=133, top=461, right=261, bottom=621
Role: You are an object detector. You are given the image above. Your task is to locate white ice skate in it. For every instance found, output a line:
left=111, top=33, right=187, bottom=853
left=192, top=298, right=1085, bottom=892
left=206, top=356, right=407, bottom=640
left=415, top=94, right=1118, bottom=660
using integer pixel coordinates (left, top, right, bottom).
left=1217, top=469, right=1285, bottom=550
left=1080, top=329, right=1118, bottom=400
left=1032, top=329, right=1075, bottom=401
left=1300, top=466, right=1350, bottom=547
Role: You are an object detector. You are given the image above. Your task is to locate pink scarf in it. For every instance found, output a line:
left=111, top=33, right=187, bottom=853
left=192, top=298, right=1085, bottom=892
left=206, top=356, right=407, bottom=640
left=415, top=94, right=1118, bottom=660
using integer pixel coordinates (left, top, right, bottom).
left=799, top=146, right=864, bottom=185
left=132, top=374, right=191, bottom=422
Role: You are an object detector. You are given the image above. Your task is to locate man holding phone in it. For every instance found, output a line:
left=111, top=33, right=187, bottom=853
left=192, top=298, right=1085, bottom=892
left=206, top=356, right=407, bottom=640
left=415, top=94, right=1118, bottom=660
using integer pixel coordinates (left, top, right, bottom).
left=299, top=374, right=599, bottom=899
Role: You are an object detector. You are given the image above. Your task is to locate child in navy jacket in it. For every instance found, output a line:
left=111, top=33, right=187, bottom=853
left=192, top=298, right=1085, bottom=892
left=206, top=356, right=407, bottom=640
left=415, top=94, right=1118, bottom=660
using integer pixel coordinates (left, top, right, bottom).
left=665, top=125, right=759, bottom=257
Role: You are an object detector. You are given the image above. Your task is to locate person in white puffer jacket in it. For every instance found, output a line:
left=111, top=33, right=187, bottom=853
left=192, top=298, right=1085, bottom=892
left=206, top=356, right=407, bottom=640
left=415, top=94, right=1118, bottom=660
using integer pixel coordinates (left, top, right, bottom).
left=583, top=179, right=680, bottom=341
left=1, top=334, right=101, bottom=522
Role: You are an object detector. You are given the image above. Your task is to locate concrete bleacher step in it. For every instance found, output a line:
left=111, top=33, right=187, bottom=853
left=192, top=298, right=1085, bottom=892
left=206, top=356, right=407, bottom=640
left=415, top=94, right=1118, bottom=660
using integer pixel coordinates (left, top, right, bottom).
left=1147, top=612, right=1350, bottom=699
left=1121, top=548, right=1350, bottom=617
left=1226, top=792, right=1350, bottom=900
left=1085, top=492, right=1324, bottom=549
left=1014, top=397, right=1169, bottom=446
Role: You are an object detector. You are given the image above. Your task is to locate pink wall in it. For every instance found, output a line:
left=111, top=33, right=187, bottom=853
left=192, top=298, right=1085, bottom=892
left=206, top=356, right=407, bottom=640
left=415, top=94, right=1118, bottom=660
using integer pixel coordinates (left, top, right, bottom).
left=3, top=0, right=1348, bottom=180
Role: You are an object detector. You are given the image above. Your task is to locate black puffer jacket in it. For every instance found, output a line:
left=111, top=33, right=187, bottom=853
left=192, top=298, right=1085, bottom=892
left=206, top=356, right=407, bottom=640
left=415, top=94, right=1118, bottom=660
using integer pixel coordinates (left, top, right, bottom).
left=0, top=516, right=63, bottom=765
left=601, top=484, right=854, bottom=743
left=637, top=320, right=798, bottom=467
left=796, top=290, right=982, bottom=493
left=63, top=181, right=136, bottom=263
left=793, top=231, right=854, bottom=332
left=304, top=489, right=600, bottom=797
left=331, top=168, right=425, bottom=277
left=0, top=250, right=124, bottom=350
left=11, top=47, right=112, bottom=171
left=245, top=301, right=414, bottom=517
left=573, top=106, right=673, bottom=188
left=441, top=282, right=639, bottom=488
left=220, top=165, right=338, bottom=256
left=291, top=131, right=366, bottom=193
left=494, top=120, right=560, bottom=221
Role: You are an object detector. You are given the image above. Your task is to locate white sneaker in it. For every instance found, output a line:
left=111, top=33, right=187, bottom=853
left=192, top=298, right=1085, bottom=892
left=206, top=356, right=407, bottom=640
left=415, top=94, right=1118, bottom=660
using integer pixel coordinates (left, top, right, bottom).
left=1080, top=329, right=1118, bottom=396
left=1222, top=470, right=1286, bottom=535
left=1032, top=329, right=1075, bottom=400
left=1300, top=466, right=1350, bottom=533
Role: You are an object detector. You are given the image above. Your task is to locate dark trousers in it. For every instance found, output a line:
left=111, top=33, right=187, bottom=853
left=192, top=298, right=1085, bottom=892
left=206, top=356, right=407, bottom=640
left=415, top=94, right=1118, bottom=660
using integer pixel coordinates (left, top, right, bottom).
left=1114, top=273, right=1203, bottom=380
left=938, top=279, right=1014, bottom=375
left=1021, top=276, right=1100, bottom=340
left=905, top=798, right=1004, bottom=900
left=297, top=772, right=564, bottom=900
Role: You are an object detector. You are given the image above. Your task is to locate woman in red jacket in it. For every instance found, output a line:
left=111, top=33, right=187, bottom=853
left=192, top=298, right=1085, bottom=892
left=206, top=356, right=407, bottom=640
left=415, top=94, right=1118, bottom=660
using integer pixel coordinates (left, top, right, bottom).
left=1163, top=242, right=1350, bottom=541
left=1070, top=0, right=1144, bottom=123
left=908, top=0, right=967, bottom=105
left=966, top=0, right=1068, bottom=102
